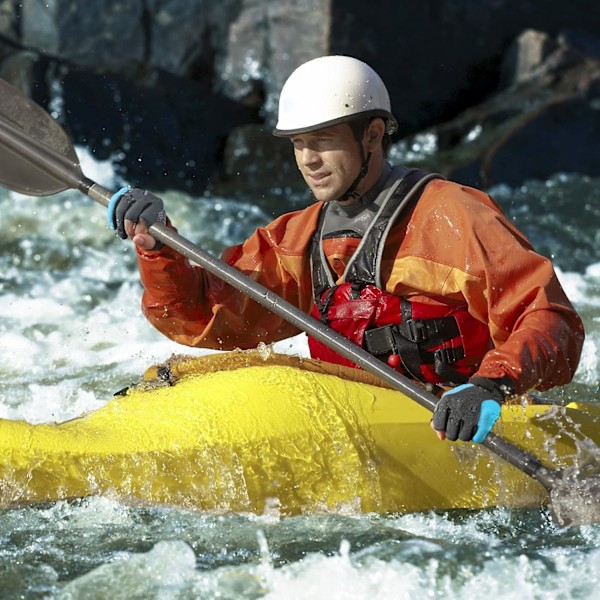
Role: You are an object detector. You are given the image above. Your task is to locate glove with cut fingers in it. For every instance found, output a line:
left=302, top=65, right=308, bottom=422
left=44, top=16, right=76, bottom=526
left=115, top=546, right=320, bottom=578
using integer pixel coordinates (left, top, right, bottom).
left=108, top=187, right=167, bottom=248
left=432, top=377, right=513, bottom=443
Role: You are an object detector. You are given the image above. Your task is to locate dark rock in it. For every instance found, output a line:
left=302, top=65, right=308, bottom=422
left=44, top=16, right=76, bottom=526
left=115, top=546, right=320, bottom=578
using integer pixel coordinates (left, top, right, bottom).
left=21, top=0, right=145, bottom=69
left=560, top=28, right=600, bottom=62
left=480, top=96, right=600, bottom=186
left=0, top=50, right=43, bottom=98
left=0, top=0, right=17, bottom=43
left=329, top=1, right=600, bottom=133
left=2, top=1, right=600, bottom=194
left=403, top=35, right=600, bottom=188
left=54, top=65, right=256, bottom=193
left=500, top=29, right=559, bottom=87
left=215, top=0, right=331, bottom=121
left=217, top=124, right=306, bottom=214
left=146, top=0, right=238, bottom=77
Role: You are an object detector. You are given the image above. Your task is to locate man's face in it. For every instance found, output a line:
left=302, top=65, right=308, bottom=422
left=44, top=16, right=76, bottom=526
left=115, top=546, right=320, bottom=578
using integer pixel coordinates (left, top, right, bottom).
left=290, top=123, right=363, bottom=203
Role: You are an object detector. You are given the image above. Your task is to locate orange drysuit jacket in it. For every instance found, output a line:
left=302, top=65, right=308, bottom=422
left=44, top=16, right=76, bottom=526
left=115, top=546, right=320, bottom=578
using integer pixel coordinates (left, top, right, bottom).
left=136, top=178, right=584, bottom=394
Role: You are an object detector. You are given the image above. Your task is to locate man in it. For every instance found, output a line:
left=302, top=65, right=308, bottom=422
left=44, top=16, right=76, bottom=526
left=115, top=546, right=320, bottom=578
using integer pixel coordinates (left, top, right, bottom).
left=109, top=55, right=584, bottom=444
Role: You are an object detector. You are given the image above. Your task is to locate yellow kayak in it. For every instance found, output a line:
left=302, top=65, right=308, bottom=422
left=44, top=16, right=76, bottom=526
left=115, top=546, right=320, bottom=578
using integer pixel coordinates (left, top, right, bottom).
left=1, top=350, right=599, bottom=515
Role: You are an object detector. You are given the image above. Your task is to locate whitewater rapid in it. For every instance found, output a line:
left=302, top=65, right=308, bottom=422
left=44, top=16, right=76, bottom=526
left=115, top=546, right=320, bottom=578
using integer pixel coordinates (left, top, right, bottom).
left=0, top=147, right=599, bottom=599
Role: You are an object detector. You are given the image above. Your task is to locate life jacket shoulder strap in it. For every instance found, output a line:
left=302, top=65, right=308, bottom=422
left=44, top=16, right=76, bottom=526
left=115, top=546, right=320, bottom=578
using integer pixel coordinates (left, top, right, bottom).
left=310, top=169, right=444, bottom=303
left=345, top=169, right=443, bottom=287
left=310, top=204, right=332, bottom=304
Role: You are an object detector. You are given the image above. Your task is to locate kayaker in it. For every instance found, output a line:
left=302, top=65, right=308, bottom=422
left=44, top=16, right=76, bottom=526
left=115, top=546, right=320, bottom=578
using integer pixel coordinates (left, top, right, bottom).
left=108, top=55, right=584, bottom=445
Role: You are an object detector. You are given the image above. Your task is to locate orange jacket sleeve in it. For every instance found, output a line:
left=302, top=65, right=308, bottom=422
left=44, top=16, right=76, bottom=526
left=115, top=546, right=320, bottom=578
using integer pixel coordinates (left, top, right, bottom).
left=135, top=204, right=322, bottom=349
left=136, top=178, right=583, bottom=394
left=382, top=179, right=584, bottom=393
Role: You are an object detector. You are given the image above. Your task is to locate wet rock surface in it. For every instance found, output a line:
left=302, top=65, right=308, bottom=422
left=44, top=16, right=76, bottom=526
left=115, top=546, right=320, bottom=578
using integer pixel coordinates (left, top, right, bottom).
left=0, top=1, right=599, bottom=195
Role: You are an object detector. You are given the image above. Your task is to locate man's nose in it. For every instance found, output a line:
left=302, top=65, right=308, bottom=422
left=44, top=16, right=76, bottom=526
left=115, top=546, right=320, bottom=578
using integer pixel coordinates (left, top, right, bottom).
left=300, top=146, right=320, bottom=166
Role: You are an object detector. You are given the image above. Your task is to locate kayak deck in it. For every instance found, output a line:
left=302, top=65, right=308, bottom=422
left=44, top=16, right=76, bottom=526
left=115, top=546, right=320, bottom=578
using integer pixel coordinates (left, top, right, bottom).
left=1, top=351, right=599, bottom=515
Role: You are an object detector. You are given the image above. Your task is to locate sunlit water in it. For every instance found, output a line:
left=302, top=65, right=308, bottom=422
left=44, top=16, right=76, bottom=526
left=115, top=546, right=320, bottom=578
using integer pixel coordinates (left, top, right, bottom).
left=0, top=148, right=599, bottom=598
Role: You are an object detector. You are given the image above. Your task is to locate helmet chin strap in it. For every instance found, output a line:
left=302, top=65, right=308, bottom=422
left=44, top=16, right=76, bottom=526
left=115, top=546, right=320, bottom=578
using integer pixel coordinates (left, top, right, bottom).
left=338, top=152, right=371, bottom=203
left=337, top=126, right=371, bottom=203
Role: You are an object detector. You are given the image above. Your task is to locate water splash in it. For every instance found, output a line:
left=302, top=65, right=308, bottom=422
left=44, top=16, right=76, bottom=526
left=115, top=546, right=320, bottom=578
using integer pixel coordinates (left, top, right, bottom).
left=0, top=155, right=599, bottom=597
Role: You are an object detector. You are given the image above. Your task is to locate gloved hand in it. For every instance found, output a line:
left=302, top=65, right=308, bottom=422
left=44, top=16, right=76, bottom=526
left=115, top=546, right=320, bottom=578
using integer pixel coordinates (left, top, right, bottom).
left=432, top=377, right=512, bottom=443
left=108, top=187, right=167, bottom=249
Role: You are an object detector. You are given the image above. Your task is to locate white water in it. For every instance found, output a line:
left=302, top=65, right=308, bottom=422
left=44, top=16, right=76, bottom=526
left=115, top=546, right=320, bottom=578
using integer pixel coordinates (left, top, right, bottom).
left=1, top=148, right=599, bottom=598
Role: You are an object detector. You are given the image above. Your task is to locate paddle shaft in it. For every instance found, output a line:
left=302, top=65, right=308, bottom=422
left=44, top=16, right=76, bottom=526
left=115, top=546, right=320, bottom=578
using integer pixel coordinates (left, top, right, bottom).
left=0, top=105, right=561, bottom=494
left=93, top=191, right=564, bottom=495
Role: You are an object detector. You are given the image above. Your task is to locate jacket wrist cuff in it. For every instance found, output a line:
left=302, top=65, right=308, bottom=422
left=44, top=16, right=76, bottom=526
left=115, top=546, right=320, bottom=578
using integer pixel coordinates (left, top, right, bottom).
left=469, top=376, right=515, bottom=401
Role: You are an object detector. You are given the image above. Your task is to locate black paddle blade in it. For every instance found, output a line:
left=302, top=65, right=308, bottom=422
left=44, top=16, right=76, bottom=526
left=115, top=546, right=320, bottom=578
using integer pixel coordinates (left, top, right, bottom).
left=0, top=78, right=79, bottom=196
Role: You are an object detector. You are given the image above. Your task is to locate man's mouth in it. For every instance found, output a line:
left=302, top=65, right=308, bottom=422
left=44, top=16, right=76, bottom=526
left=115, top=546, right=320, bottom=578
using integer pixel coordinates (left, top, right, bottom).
left=307, top=172, right=329, bottom=184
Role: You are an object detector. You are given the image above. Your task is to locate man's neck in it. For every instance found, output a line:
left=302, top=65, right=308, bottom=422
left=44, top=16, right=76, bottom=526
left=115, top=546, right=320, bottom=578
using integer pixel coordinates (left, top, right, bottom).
left=335, top=162, right=390, bottom=207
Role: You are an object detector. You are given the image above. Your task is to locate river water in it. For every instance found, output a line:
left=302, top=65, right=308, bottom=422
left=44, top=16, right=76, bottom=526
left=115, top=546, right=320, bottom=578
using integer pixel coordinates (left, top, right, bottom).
left=1, top=147, right=599, bottom=598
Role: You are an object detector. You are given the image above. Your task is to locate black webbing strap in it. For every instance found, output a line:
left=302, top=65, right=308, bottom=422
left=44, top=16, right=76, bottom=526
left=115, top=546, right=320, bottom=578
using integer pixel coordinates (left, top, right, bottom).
left=363, top=303, right=468, bottom=384
left=344, top=168, right=433, bottom=285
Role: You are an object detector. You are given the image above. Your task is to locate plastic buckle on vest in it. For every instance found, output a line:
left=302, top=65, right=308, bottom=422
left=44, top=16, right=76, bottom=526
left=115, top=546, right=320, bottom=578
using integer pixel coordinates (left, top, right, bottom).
left=400, top=319, right=427, bottom=343
left=433, top=346, right=468, bottom=384
left=433, top=347, right=463, bottom=365
left=363, top=325, right=398, bottom=357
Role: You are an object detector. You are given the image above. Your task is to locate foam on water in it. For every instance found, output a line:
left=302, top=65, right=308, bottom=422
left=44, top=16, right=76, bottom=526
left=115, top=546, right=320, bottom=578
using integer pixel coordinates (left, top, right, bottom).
left=1, top=148, right=599, bottom=598
left=6, top=497, right=600, bottom=599
left=0, top=145, right=299, bottom=423
left=1, top=181, right=597, bottom=423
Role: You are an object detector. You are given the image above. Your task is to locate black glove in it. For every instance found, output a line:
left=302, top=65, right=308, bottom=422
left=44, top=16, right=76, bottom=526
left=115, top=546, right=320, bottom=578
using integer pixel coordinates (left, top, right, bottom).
left=432, top=377, right=513, bottom=443
left=108, top=187, right=167, bottom=244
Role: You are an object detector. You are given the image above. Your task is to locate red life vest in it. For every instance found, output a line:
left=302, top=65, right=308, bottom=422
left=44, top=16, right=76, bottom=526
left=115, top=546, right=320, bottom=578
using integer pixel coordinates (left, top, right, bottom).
left=308, top=169, right=493, bottom=386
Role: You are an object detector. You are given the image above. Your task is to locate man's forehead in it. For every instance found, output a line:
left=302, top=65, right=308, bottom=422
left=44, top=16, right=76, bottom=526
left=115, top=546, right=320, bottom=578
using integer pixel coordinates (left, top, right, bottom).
left=291, top=123, right=352, bottom=139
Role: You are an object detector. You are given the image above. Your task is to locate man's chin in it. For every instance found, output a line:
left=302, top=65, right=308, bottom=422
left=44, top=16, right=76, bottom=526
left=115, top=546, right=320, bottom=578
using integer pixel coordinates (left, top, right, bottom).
left=309, top=187, right=339, bottom=203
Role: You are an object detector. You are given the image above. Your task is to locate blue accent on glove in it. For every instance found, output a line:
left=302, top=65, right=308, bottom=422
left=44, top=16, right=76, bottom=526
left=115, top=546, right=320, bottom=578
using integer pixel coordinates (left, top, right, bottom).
left=107, top=186, right=131, bottom=229
left=442, top=383, right=471, bottom=398
left=472, top=399, right=502, bottom=444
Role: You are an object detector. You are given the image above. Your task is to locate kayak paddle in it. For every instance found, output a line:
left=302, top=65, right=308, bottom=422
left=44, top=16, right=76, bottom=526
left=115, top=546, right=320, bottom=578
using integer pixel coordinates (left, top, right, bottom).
left=0, top=77, right=597, bottom=527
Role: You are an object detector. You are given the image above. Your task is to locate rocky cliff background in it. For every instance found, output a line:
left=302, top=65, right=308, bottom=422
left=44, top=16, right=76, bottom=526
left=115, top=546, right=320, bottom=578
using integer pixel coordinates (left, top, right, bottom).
left=1, top=0, right=600, bottom=200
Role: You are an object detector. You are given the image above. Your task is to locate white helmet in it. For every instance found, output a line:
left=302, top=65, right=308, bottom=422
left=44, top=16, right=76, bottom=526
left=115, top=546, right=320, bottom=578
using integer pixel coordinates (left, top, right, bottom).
left=273, top=55, right=398, bottom=137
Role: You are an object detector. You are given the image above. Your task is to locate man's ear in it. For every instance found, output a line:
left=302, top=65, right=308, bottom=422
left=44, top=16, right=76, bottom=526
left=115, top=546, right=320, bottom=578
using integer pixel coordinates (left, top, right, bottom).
left=366, top=118, right=386, bottom=150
